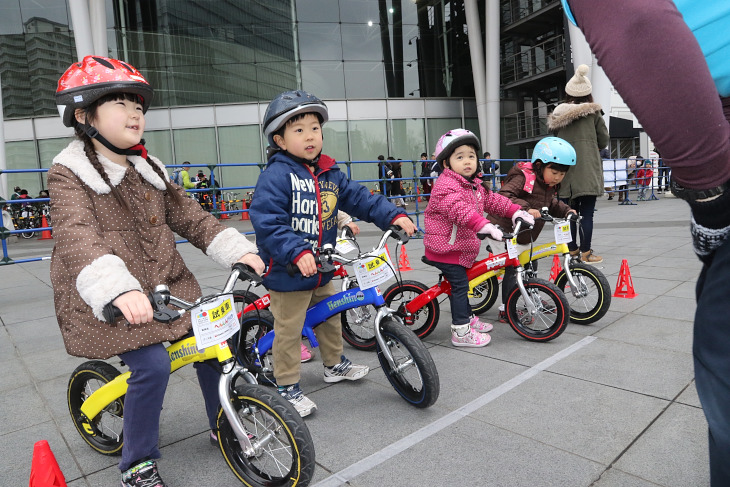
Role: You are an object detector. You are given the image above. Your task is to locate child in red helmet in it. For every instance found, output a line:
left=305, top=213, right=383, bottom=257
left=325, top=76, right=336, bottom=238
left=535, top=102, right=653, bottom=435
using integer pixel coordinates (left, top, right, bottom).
left=50, top=56, right=264, bottom=487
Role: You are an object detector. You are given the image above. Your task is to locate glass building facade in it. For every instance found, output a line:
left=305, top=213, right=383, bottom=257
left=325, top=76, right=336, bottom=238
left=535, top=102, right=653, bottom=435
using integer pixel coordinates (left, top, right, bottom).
left=1, top=0, right=481, bottom=195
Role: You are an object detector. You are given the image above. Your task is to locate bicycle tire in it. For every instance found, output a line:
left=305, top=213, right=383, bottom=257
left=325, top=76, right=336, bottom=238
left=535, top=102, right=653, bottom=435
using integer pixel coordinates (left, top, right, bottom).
left=383, top=280, right=440, bottom=340
left=19, top=217, right=35, bottom=239
left=376, top=318, right=440, bottom=408
left=67, top=361, right=124, bottom=455
left=554, top=262, right=612, bottom=324
left=217, top=383, right=315, bottom=487
left=505, top=278, right=569, bottom=342
left=233, top=309, right=277, bottom=386
left=469, top=275, right=500, bottom=315
left=341, top=281, right=378, bottom=351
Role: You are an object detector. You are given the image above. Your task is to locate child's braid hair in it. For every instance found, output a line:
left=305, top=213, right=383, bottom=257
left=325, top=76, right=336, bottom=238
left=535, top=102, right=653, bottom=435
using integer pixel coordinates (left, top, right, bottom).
left=78, top=128, right=132, bottom=214
left=77, top=128, right=183, bottom=209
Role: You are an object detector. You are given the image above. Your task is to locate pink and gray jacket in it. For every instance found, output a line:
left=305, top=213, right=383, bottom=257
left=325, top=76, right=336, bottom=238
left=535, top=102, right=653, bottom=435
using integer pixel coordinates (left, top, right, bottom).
left=424, top=169, right=520, bottom=267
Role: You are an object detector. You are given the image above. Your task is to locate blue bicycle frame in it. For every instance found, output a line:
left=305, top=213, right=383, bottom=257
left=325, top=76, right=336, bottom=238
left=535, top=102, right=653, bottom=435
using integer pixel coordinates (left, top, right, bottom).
left=254, top=285, right=386, bottom=355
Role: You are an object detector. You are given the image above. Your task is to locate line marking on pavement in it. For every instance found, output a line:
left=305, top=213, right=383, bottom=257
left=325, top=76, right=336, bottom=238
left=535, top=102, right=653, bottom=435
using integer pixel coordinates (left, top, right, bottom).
left=313, top=335, right=597, bottom=487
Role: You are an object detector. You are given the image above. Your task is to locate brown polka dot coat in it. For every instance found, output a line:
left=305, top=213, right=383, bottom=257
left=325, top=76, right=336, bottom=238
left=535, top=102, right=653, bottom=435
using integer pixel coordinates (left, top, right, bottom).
left=49, top=140, right=258, bottom=359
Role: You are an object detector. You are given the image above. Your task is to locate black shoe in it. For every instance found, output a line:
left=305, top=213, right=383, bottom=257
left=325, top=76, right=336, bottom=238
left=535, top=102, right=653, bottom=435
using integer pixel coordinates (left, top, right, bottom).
left=121, top=460, right=166, bottom=487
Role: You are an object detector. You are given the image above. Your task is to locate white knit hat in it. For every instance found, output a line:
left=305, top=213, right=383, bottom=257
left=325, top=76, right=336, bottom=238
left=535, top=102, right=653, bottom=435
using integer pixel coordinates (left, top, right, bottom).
left=565, top=64, right=592, bottom=97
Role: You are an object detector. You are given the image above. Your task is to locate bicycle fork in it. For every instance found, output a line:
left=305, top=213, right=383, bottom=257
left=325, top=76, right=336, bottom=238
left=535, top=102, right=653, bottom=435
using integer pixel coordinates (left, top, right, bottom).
left=372, top=306, right=408, bottom=371
left=218, top=363, right=259, bottom=456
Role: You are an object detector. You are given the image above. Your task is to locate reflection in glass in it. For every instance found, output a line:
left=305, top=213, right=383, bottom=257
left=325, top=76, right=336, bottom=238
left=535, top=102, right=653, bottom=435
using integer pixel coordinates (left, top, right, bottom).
left=218, top=125, right=263, bottom=193
left=295, top=0, right=340, bottom=23
left=173, top=127, right=217, bottom=166
left=348, top=119, right=387, bottom=190
left=344, top=62, right=386, bottom=99
left=301, top=61, right=345, bottom=98
left=5, top=140, right=40, bottom=194
left=298, top=23, right=342, bottom=60
left=144, top=130, right=174, bottom=165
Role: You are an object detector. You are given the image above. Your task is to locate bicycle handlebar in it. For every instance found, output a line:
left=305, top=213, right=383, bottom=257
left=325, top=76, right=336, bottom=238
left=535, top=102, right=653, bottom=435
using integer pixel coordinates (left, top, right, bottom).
left=286, top=225, right=408, bottom=276
left=539, top=207, right=580, bottom=223
left=102, top=263, right=261, bottom=324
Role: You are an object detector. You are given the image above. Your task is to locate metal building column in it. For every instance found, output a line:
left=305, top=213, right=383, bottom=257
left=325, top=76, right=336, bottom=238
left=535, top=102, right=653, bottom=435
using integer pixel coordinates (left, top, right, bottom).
left=485, top=0, right=500, bottom=160
left=67, top=0, right=94, bottom=59
left=464, top=0, right=487, bottom=149
left=89, top=0, right=108, bottom=56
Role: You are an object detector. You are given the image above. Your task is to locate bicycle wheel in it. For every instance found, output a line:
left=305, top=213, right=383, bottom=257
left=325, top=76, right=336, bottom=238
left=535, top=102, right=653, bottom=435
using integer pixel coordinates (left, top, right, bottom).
left=19, top=216, right=35, bottom=239
left=505, top=278, right=569, bottom=342
left=234, top=310, right=277, bottom=386
left=67, top=361, right=124, bottom=455
left=383, top=280, right=440, bottom=339
left=341, top=281, right=378, bottom=351
left=217, top=383, right=315, bottom=487
left=469, top=275, right=500, bottom=315
left=554, top=262, right=612, bottom=324
left=376, top=318, right=440, bottom=408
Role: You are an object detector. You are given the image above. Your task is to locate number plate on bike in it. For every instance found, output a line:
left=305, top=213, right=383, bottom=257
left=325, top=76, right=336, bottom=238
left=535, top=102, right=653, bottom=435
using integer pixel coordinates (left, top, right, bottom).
left=354, top=251, right=394, bottom=289
left=554, top=222, right=572, bottom=244
left=190, top=294, right=239, bottom=351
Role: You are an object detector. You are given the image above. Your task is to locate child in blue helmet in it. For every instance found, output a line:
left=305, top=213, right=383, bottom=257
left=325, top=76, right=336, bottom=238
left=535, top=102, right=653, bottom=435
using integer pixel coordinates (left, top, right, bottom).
left=488, top=137, right=577, bottom=322
left=249, top=90, right=416, bottom=417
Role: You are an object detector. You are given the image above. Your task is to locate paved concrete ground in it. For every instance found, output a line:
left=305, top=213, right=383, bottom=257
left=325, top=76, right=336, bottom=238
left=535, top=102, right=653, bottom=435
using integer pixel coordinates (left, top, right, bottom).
left=0, top=193, right=710, bottom=487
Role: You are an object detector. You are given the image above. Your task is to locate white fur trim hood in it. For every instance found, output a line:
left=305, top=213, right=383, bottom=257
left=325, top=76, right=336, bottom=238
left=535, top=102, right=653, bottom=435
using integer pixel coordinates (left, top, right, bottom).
left=206, top=227, right=259, bottom=268
left=547, top=102, right=603, bottom=131
left=52, top=139, right=168, bottom=194
left=77, top=254, right=143, bottom=321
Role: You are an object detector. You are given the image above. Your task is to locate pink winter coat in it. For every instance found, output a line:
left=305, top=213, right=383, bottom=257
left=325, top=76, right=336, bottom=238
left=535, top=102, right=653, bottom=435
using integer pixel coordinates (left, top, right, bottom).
left=424, top=169, right=520, bottom=267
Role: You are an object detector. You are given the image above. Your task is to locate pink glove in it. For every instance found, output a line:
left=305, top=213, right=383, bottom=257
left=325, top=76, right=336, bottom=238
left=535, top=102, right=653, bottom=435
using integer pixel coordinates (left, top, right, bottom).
left=511, top=210, right=534, bottom=227
left=477, top=223, right=503, bottom=241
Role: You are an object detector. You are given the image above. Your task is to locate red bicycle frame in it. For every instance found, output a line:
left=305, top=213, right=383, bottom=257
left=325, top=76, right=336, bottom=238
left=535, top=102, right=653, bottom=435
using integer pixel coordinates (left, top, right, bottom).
left=401, top=248, right=520, bottom=318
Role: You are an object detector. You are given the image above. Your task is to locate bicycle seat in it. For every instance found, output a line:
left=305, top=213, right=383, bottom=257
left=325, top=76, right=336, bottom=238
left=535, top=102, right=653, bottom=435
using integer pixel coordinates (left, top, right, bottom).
left=421, top=256, right=439, bottom=267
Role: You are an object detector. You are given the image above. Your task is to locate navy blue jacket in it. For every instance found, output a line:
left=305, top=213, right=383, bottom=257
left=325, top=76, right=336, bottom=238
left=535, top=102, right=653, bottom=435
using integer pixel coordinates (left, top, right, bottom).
left=249, top=152, right=404, bottom=292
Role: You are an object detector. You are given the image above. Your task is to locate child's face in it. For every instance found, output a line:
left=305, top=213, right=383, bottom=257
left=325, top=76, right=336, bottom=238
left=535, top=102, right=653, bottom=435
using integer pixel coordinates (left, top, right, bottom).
left=543, top=166, right=567, bottom=187
left=447, top=144, right=479, bottom=178
left=84, top=97, right=145, bottom=150
left=274, top=113, right=323, bottom=160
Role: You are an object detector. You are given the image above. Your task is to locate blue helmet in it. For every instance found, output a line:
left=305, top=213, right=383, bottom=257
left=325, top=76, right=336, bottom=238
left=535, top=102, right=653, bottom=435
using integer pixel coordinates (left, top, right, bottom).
left=263, top=90, right=328, bottom=147
left=531, top=137, right=577, bottom=166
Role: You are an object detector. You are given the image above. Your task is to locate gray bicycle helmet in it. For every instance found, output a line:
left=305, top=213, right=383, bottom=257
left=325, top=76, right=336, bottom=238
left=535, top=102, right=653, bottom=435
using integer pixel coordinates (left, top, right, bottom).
left=263, top=90, right=329, bottom=147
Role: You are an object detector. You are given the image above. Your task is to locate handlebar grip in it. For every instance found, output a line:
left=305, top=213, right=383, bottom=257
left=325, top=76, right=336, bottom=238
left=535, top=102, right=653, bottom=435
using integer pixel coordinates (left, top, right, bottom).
left=232, top=262, right=263, bottom=284
left=286, top=262, right=298, bottom=277
left=342, top=225, right=355, bottom=239
left=389, top=225, right=410, bottom=245
left=102, top=302, right=124, bottom=323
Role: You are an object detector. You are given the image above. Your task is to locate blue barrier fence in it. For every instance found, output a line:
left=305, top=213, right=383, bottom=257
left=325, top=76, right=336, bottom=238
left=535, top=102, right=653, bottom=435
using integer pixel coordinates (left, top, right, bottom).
left=0, top=158, right=666, bottom=265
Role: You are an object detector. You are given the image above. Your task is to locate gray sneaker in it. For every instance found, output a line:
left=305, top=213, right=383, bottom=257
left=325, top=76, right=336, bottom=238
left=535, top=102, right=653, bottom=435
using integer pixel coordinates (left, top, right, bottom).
left=278, top=383, right=316, bottom=417
left=324, top=355, right=369, bottom=383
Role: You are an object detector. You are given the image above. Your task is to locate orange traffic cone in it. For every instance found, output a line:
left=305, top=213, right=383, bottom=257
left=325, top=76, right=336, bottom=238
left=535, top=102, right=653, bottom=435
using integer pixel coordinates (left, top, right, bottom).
left=548, top=254, right=562, bottom=281
left=398, top=246, right=413, bottom=271
left=219, top=199, right=229, bottom=220
left=39, top=214, right=53, bottom=240
left=240, top=199, right=250, bottom=220
left=613, top=259, right=637, bottom=298
left=29, top=440, right=67, bottom=487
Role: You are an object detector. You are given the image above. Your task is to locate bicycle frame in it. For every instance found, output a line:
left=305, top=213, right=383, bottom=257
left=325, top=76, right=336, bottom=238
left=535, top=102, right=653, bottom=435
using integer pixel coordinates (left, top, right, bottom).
left=78, top=269, right=267, bottom=455
left=252, top=284, right=403, bottom=370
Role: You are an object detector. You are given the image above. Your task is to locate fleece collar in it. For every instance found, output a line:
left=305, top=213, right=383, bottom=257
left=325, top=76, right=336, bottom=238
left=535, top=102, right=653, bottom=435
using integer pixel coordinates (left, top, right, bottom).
left=547, top=102, right=603, bottom=131
left=52, top=139, right=168, bottom=194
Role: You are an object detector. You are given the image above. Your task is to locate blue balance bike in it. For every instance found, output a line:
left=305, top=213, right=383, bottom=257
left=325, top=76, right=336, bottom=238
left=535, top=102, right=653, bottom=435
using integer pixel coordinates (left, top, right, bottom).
left=233, top=227, right=440, bottom=408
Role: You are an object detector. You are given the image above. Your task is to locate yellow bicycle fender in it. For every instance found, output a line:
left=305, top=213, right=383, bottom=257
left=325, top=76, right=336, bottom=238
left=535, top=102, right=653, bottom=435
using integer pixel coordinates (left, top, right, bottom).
left=468, top=270, right=502, bottom=294
left=518, top=242, right=570, bottom=266
left=79, top=372, right=130, bottom=421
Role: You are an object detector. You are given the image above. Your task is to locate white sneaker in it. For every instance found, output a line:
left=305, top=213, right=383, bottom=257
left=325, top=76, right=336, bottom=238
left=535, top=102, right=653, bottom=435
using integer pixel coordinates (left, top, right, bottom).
left=278, top=383, right=317, bottom=417
left=324, top=355, right=369, bottom=383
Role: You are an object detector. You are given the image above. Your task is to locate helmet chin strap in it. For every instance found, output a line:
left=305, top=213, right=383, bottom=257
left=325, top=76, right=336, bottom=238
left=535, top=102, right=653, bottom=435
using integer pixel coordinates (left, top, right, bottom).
left=82, top=124, right=148, bottom=159
left=284, top=149, right=320, bottom=168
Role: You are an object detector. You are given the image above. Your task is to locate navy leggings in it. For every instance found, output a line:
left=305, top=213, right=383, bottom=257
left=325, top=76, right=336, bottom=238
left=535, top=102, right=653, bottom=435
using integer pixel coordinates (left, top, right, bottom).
left=428, top=260, right=471, bottom=326
left=118, top=340, right=220, bottom=471
left=565, top=195, right=596, bottom=253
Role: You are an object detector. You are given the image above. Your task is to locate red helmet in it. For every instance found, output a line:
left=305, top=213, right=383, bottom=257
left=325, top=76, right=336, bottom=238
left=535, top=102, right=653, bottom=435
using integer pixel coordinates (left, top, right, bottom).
left=56, top=56, right=153, bottom=127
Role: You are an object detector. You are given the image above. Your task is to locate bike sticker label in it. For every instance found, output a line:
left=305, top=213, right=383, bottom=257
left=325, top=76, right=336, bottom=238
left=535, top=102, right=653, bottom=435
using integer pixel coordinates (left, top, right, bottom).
left=506, top=237, right=519, bottom=259
left=554, top=222, right=572, bottom=244
left=354, top=251, right=395, bottom=289
left=335, top=238, right=357, bottom=254
left=191, top=293, right=238, bottom=351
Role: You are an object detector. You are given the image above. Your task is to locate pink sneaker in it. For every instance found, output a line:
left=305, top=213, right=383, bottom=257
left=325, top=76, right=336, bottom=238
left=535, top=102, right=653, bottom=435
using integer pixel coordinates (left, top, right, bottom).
left=451, top=328, right=491, bottom=348
left=469, top=315, right=493, bottom=333
left=300, top=343, right=313, bottom=363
